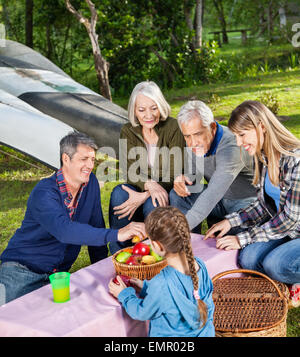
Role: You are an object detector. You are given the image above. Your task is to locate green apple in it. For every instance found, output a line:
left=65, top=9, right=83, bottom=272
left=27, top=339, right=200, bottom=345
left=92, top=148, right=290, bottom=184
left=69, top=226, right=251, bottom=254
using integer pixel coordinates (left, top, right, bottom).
left=149, top=247, right=163, bottom=262
left=116, top=251, right=132, bottom=263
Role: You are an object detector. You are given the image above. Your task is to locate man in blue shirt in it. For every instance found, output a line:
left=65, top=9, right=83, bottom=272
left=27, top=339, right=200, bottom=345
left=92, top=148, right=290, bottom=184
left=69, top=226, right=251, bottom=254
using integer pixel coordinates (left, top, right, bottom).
left=0, top=132, right=145, bottom=305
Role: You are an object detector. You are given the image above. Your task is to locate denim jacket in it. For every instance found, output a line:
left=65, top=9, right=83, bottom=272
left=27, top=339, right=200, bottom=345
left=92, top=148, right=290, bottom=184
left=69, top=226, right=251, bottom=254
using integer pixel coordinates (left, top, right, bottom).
left=226, top=150, right=300, bottom=248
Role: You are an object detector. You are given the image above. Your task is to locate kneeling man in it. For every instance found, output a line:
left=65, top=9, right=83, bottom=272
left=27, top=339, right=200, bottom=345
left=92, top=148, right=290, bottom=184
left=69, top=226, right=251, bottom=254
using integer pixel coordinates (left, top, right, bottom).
left=0, top=132, right=145, bottom=304
left=170, top=100, right=256, bottom=232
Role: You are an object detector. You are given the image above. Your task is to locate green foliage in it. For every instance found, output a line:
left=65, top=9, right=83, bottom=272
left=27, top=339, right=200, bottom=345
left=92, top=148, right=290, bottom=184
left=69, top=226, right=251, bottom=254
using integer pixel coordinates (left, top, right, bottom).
left=207, top=92, right=221, bottom=111
left=1, top=0, right=300, bottom=97
left=289, top=52, right=300, bottom=69
left=257, top=90, right=280, bottom=115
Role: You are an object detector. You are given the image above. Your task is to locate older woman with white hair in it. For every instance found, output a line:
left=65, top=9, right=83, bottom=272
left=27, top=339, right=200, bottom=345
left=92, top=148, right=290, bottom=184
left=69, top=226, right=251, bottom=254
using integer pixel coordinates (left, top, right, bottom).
left=108, top=81, right=185, bottom=254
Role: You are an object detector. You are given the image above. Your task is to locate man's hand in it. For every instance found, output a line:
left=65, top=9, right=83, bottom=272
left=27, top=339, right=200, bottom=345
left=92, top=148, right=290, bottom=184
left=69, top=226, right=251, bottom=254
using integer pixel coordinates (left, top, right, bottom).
left=117, top=222, right=146, bottom=242
left=204, top=219, right=231, bottom=240
left=173, top=174, right=193, bottom=197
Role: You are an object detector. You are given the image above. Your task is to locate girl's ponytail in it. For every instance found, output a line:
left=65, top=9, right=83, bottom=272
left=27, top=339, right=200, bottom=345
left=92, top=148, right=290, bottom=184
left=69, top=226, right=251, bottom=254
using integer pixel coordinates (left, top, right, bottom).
left=145, top=206, right=208, bottom=328
left=176, top=215, right=208, bottom=328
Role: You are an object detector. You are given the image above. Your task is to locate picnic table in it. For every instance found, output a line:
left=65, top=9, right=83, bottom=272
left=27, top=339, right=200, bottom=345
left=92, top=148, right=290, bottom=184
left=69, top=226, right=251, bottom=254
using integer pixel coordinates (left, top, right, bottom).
left=0, top=234, right=240, bottom=337
left=209, top=29, right=252, bottom=46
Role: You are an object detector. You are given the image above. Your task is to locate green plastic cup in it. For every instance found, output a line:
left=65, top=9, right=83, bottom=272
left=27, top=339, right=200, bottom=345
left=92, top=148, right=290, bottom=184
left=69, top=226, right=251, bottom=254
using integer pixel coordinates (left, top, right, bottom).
left=49, top=272, right=70, bottom=303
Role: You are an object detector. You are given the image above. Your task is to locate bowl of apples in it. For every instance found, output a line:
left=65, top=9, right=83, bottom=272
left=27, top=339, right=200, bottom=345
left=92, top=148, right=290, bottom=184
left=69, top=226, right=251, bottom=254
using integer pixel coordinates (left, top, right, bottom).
left=112, top=237, right=167, bottom=280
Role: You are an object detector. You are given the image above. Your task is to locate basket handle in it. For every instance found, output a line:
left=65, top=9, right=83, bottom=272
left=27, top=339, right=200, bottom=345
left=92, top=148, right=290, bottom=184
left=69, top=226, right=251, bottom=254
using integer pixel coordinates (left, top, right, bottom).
left=211, top=269, right=283, bottom=298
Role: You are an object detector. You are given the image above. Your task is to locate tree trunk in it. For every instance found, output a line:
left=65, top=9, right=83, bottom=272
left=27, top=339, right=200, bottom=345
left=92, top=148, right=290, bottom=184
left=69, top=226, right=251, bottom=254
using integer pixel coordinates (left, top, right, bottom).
left=183, top=0, right=194, bottom=32
left=46, top=22, right=52, bottom=59
left=278, top=6, right=287, bottom=28
left=89, top=28, right=111, bottom=100
left=65, top=0, right=112, bottom=101
left=194, top=0, right=204, bottom=48
left=267, top=1, right=273, bottom=42
left=150, top=46, right=175, bottom=86
left=59, top=21, right=71, bottom=68
left=267, top=1, right=279, bottom=43
left=258, top=3, right=267, bottom=37
left=212, top=0, right=228, bottom=44
left=183, top=0, right=196, bottom=52
left=25, top=0, right=34, bottom=48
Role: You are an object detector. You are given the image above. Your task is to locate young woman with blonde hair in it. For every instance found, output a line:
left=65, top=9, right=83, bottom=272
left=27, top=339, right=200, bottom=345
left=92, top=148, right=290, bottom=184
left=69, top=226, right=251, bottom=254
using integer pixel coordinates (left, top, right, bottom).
left=109, top=206, right=215, bottom=337
left=205, top=100, right=300, bottom=305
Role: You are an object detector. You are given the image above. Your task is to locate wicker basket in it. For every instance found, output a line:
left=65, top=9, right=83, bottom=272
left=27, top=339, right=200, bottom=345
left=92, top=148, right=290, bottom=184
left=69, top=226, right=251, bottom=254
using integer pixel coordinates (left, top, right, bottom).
left=112, top=247, right=167, bottom=280
left=212, top=269, right=288, bottom=337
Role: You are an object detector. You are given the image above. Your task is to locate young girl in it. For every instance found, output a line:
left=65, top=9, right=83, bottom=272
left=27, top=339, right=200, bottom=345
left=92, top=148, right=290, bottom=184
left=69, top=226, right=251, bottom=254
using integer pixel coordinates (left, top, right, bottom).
left=205, top=100, right=300, bottom=306
left=109, top=206, right=215, bottom=337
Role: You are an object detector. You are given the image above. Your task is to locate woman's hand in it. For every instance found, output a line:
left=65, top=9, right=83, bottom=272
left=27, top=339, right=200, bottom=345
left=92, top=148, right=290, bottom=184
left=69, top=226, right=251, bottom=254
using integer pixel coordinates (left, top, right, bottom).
left=204, top=219, right=231, bottom=240
left=108, top=276, right=127, bottom=298
left=113, top=185, right=150, bottom=220
left=215, top=235, right=241, bottom=250
left=144, top=180, right=169, bottom=207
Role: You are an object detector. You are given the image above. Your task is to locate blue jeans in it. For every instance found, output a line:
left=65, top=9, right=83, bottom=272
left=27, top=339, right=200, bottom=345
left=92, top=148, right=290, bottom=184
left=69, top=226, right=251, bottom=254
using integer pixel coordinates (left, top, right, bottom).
left=108, top=184, right=157, bottom=254
left=169, top=185, right=256, bottom=233
left=238, top=237, right=300, bottom=284
left=0, top=261, right=50, bottom=305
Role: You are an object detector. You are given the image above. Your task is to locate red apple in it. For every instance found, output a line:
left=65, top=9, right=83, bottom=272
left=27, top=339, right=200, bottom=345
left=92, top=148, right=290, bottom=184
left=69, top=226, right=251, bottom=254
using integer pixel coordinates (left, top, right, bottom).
left=132, top=242, right=150, bottom=256
left=112, top=275, right=131, bottom=287
left=126, top=254, right=143, bottom=265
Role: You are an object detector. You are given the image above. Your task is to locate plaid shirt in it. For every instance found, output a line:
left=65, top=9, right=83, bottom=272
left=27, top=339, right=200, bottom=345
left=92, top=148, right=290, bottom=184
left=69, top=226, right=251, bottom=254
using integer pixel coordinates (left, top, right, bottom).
left=226, top=150, right=300, bottom=248
left=56, top=169, right=87, bottom=220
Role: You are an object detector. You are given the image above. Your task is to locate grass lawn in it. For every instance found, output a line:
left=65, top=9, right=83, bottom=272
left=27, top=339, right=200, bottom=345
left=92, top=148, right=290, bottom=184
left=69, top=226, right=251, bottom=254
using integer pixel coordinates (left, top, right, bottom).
left=0, top=46, right=299, bottom=335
